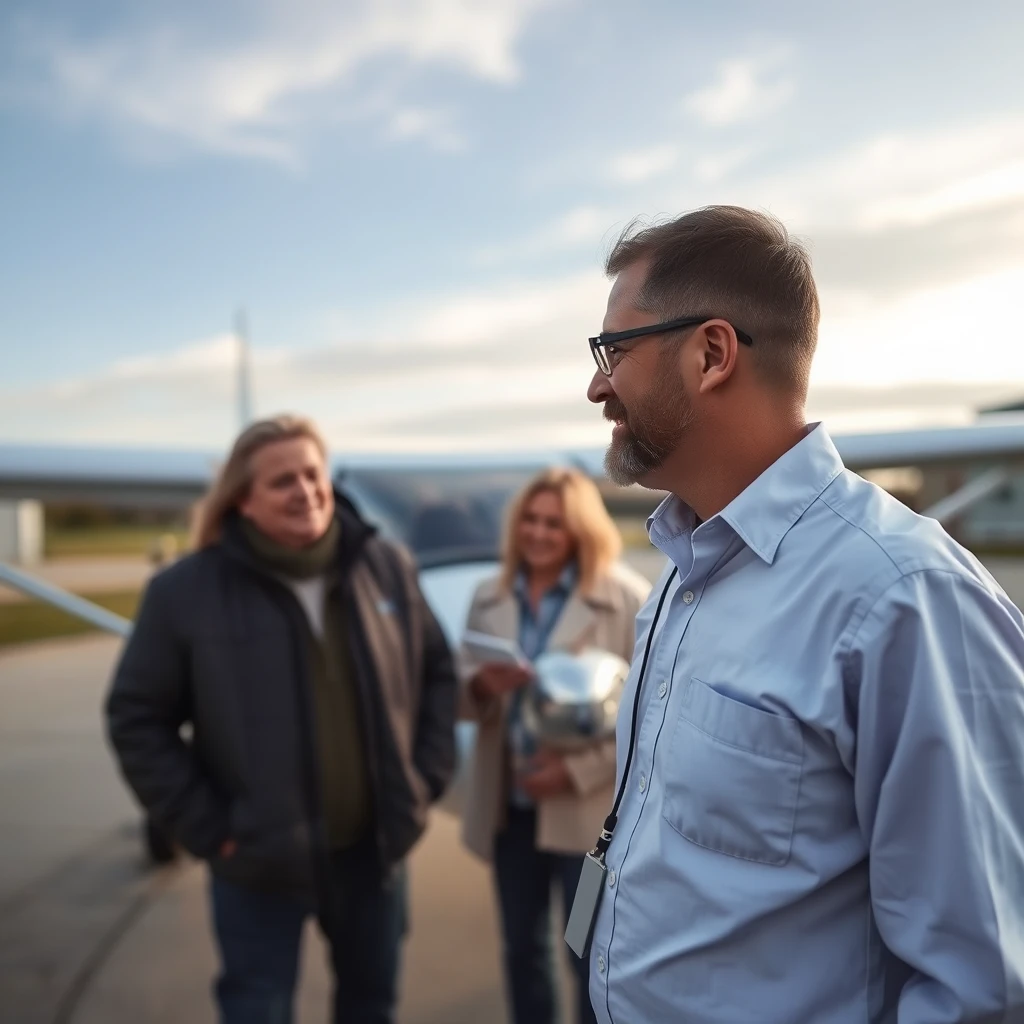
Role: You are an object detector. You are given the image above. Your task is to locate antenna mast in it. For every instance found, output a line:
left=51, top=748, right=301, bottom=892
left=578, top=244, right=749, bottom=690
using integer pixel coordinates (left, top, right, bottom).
left=235, top=308, right=253, bottom=429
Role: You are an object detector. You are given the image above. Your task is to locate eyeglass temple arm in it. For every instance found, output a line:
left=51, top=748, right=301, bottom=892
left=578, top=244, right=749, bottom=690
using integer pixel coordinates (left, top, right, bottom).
left=592, top=319, right=753, bottom=348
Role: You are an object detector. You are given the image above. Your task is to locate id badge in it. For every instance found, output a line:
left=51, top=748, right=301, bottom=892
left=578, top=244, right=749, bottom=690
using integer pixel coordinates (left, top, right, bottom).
left=565, top=852, right=607, bottom=959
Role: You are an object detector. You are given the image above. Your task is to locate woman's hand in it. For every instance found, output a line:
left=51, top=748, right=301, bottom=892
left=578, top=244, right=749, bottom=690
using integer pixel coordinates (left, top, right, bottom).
left=471, top=662, right=533, bottom=700
left=518, top=748, right=574, bottom=800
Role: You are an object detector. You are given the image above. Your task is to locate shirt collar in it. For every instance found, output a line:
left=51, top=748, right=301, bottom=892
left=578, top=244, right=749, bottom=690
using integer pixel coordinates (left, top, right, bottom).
left=647, top=423, right=845, bottom=566
left=514, top=561, right=578, bottom=600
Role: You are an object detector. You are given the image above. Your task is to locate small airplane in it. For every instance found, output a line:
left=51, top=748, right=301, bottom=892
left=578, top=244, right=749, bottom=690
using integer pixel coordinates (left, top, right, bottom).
left=4, top=411, right=1024, bottom=862
left=3, top=413, right=1024, bottom=641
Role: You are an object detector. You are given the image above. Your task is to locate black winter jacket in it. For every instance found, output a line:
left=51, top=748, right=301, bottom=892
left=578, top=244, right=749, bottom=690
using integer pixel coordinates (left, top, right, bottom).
left=105, top=494, right=457, bottom=899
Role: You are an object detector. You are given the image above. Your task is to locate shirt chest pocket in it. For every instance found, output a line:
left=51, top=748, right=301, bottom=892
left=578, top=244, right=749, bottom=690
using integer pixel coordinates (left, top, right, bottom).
left=662, top=677, right=804, bottom=866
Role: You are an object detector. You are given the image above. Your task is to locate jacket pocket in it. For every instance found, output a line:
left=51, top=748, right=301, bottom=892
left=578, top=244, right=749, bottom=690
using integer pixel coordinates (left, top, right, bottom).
left=663, top=677, right=803, bottom=866
left=214, top=815, right=312, bottom=891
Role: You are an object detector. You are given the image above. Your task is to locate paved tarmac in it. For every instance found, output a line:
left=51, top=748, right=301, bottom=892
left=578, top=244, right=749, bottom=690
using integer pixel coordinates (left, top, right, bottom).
left=0, top=633, right=518, bottom=1024
left=3, top=550, right=1024, bottom=1024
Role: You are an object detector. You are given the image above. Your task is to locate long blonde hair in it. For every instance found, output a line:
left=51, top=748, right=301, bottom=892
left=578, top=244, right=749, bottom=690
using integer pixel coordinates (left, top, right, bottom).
left=190, top=414, right=328, bottom=549
left=499, top=467, right=622, bottom=595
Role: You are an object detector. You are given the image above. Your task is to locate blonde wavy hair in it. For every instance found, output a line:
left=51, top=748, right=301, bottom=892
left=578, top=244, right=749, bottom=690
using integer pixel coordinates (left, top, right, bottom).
left=190, top=414, right=328, bottom=549
left=499, top=467, right=622, bottom=595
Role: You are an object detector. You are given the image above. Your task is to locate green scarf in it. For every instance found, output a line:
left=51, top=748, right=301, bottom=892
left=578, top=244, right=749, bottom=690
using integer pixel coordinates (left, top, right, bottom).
left=240, top=517, right=340, bottom=579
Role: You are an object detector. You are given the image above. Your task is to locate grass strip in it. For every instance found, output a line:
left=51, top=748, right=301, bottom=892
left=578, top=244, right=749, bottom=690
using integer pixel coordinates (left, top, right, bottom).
left=0, top=590, right=140, bottom=648
left=45, top=528, right=189, bottom=558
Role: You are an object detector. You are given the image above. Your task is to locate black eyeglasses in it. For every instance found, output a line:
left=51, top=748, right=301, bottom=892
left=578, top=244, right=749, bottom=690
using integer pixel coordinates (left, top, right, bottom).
left=589, top=316, right=753, bottom=376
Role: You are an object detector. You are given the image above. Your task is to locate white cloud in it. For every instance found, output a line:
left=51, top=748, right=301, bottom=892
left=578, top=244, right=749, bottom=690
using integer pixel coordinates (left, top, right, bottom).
left=6, top=258, right=1024, bottom=452
left=385, top=106, right=466, bottom=151
left=683, top=50, right=795, bottom=127
left=0, top=271, right=609, bottom=449
left=482, top=110, right=1024, bottom=290
left=547, top=206, right=607, bottom=247
left=42, top=332, right=243, bottom=397
left=814, top=264, right=1024, bottom=387
left=101, top=334, right=240, bottom=380
left=14, top=0, right=552, bottom=164
left=646, top=114, right=1024, bottom=311
left=396, top=268, right=607, bottom=347
left=606, top=144, right=679, bottom=184
left=722, top=114, right=1024, bottom=234
left=856, top=154, right=1024, bottom=233
left=473, top=205, right=610, bottom=265
left=692, top=146, right=753, bottom=183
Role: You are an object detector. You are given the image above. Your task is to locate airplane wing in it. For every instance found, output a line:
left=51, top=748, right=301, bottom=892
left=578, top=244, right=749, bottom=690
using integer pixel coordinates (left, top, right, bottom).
left=570, top=416, right=1024, bottom=478
left=0, top=443, right=584, bottom=507
left=0, top=444, right=218, bottom=506
left=4, top=416, right=1024, bottom=509
left=832, top=417, right=1024, bottom=472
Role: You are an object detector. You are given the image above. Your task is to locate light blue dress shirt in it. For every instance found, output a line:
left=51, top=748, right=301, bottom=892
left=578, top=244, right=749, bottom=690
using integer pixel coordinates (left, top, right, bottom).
left=508, top=562, right=577, bottom=807
left=589, top=423, right=1024, bottom=1023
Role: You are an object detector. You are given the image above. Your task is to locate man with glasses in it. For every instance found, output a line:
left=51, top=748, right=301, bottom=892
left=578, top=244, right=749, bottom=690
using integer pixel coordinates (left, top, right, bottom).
left=578, top=205, right=1024, bottom=1022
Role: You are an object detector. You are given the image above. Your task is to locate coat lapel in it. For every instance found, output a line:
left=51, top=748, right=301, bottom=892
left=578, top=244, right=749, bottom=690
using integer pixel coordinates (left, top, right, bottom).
left=476, top=588, right=519, bottom=645
left=546, top=591, right=597, bottom=653
left=547, top=573, right=625, bottom=654
left=474, top=570, right=625, bottom=655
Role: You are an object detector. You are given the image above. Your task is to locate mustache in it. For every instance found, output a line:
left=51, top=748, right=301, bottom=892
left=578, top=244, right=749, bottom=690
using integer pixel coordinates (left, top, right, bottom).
left=603, top=398, right=627, bottom=422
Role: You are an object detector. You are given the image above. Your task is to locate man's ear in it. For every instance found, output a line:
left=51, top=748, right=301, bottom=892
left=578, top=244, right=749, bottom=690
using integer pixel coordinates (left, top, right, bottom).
left=697, top=320, right=741, bottom=395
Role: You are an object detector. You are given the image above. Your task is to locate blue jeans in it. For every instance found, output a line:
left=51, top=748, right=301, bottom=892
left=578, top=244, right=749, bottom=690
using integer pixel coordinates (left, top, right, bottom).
left=210, top=840, right=407, bottom=1024
left=494, top=806, right=597, bottom=1024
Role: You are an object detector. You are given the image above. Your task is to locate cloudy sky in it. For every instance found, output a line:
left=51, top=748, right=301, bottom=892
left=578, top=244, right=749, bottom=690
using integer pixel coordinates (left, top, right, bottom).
left=1, top=0, right=1023, bottom=453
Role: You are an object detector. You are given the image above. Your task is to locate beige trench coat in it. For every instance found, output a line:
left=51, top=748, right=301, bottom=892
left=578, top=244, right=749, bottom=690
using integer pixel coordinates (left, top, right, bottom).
left=458, top=563, right=651, bottom=861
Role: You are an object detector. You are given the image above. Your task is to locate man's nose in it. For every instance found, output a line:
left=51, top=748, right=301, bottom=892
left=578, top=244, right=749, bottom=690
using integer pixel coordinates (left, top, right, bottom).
left=587, top=369, right=613, bottom=404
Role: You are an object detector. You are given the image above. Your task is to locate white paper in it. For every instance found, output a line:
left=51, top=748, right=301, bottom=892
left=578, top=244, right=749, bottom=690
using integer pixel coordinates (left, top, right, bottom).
left=462, top=629, right=530, bottom=667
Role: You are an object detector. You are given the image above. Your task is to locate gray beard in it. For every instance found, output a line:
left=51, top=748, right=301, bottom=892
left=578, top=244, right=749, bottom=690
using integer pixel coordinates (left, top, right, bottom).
left=604, top=427, right=673, bottom=486
left=603, top=380, right=696, bottom=487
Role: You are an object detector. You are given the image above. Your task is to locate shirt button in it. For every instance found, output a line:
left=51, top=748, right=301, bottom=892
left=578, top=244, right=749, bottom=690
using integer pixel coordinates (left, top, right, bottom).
left=598, top=956, right=606, bottom=974
left=639, top=773, right=647, bottom=792
left=608, top=871, right=616, bottom=887
left=683, top=590, right=694, bottom=604
left=658, top=681, right=668, bottom=699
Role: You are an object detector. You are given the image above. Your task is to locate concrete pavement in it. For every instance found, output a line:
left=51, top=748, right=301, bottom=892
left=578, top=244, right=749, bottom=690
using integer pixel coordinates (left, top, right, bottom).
left=5, top=551, right=1024, bottom=1023
left=0, top=634, right=527, bottom=1024
left=70, top=812, right=507, bottom=1024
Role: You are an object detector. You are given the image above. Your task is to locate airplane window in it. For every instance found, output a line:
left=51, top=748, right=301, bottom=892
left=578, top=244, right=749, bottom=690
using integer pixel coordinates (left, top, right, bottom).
left=336, top=467, right=541, bottom=568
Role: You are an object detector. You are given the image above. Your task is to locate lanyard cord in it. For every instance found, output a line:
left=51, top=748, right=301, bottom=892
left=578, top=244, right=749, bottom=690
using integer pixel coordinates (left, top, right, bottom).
left=594, top=566, right=678, bottom=860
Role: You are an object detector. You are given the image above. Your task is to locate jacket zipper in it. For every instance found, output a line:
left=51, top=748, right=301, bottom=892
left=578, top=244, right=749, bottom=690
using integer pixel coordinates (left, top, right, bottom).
left=275, top=584, right=335, bottom=909
left=341, top=577, right=388, bottom=865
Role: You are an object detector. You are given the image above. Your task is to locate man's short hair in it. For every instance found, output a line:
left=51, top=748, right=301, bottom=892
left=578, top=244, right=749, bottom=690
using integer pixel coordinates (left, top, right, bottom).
left=606, top=205, right=820, bottom=395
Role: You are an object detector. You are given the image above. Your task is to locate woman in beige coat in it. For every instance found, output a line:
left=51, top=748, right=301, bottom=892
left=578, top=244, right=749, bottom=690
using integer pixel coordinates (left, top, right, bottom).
left=458, top=467, right=650, bottom=1024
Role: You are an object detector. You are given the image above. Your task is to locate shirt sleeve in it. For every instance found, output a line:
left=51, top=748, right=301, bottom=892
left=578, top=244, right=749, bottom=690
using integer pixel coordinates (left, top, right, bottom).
left=846, top=568, right=1024, bottom=1022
